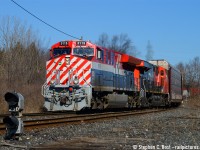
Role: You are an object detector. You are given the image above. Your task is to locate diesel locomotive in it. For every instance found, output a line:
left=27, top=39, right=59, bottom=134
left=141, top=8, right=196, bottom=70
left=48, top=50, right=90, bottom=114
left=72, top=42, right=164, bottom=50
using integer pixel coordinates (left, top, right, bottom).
left=42, top=40, right=182, bottom=111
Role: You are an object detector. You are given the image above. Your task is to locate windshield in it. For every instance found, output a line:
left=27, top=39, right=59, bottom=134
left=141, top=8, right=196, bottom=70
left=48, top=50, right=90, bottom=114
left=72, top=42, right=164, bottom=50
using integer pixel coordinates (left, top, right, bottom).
left=73, top=48, right=94, bottom=56
left=53, top=48, right=71, bottom=57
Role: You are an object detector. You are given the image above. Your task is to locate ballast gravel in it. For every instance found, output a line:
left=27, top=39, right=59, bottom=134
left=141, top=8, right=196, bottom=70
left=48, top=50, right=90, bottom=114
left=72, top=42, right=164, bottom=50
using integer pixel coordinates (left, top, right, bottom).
left=1, top=100, right=200, bottom=150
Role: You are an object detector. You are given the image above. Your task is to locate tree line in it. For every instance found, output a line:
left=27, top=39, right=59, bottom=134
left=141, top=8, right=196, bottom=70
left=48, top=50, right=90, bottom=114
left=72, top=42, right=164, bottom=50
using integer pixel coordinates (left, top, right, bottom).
left=0, top=17, right=48, bottom=113
left=176, top=57, right=200, bottom=96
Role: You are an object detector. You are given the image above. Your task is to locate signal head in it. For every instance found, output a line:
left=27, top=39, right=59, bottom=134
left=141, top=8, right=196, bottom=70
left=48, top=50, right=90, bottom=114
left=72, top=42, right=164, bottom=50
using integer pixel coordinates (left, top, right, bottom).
left=4, top=92, right=24, bottom=112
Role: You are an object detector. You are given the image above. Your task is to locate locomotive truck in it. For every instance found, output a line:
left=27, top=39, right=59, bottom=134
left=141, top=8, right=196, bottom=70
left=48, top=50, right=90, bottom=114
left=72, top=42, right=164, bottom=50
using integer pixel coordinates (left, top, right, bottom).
left=42, top=40, right=182, bottom=111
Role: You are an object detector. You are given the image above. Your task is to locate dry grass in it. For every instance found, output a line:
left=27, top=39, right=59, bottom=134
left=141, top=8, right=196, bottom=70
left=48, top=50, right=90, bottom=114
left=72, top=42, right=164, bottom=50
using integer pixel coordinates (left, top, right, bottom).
left=184, top=95, right=200, bottom=108
left=0, top=83, right=44, bottom=114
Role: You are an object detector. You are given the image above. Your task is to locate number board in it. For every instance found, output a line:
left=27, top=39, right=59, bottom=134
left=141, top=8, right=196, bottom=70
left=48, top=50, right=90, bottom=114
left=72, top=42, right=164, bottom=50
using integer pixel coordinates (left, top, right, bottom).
left=76, top=41, right=86, bottom=46
left=60, top=41, right=68, bottom=46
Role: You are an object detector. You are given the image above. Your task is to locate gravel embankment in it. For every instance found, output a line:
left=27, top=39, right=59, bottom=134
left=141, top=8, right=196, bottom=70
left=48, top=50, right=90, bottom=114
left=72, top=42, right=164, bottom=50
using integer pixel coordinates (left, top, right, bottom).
left=1, top=100, right=200, bottom=150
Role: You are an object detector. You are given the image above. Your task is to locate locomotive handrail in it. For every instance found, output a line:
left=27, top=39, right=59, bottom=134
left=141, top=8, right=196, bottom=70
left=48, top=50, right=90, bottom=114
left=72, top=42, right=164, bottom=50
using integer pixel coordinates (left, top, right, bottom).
left=82, top=70, right=91, bottom=87
left=41, top=82, right=48, bottom=96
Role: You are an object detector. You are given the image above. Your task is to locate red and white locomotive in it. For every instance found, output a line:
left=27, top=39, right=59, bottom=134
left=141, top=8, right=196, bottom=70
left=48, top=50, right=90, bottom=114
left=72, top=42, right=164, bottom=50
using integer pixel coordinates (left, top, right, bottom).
left=42, top=40, right=182, bottom=111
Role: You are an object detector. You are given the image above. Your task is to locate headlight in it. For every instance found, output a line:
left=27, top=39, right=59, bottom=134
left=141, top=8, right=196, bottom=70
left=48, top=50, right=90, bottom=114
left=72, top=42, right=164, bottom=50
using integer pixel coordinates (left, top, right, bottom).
left=50, top=80, right=55, bottom=84
left=73, top=76, right=79, bottom=85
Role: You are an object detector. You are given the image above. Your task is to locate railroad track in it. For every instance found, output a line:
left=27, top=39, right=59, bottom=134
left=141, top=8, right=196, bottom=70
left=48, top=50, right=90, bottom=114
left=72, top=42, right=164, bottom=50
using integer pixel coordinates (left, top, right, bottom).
left=0, top=108, right=171, bottom=135
left=0, top=111, right=76, bottom=118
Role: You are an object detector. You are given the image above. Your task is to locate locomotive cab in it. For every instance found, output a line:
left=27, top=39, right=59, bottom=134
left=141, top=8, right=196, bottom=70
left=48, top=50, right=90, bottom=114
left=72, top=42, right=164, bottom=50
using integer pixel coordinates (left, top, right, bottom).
left=50, top=40, right=95, bottom=60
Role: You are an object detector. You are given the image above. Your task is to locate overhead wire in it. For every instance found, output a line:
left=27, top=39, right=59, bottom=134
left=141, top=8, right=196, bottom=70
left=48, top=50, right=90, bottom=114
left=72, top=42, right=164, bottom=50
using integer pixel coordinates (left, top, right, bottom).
left=10, top=0, right=81, bottom=40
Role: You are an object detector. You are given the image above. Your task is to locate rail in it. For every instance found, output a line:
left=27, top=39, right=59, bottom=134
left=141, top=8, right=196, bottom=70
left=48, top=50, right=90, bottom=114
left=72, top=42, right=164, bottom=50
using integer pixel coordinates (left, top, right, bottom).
left=0, top=108, right=171, bottom=135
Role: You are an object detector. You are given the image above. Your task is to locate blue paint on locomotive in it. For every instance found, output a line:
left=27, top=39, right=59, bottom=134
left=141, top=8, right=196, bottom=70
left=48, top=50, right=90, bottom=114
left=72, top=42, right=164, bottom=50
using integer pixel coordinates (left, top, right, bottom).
left=123, top=71, right=134, bottom=90
left=91, top=68, right=135, bottom=91
left=143, top=62, right=155, bottom=81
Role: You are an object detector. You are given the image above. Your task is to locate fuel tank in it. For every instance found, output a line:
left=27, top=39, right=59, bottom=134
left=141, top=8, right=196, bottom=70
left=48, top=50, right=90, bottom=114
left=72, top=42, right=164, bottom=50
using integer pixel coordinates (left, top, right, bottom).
left=105, top=93, right=128, bottom=108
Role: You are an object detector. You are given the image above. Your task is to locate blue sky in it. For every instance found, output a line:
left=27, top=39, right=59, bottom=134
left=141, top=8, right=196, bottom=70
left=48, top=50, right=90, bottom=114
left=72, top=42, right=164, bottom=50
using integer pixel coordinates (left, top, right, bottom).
left=1, top=0, right=200, bottom=65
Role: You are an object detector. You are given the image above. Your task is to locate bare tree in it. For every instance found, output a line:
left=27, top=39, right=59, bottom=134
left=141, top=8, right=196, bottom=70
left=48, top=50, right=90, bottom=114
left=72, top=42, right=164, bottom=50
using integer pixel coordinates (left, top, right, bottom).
left=96, top=33, right=140, bottom=57
left=176, top=62, right=186, bottom=88
left=145, top=40, right=154, bottom=61
left=0, top=16, right=36, bottom=50
left=190, top=57, right=200, bottom=87
left=110, top=35, right=119, bottom=50
left=96, top=33, right=109, bottom=48
left=0, top=16, right=47, bottom=113
left=176, top=56, right=200, bottom=96
left=110, top=34, right=132, bottom=53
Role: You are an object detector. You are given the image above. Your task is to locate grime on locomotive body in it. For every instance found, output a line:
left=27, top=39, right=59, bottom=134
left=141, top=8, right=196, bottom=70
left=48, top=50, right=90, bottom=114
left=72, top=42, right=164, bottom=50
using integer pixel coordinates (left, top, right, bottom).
left=42, top=40, right=182, bottom=111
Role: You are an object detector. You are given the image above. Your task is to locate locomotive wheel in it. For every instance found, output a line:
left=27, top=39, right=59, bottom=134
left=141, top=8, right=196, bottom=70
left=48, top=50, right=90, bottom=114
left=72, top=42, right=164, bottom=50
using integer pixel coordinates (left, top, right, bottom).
left=137, top=97, right=149, bottom=108
left=165, top=99, right=171, bottom=108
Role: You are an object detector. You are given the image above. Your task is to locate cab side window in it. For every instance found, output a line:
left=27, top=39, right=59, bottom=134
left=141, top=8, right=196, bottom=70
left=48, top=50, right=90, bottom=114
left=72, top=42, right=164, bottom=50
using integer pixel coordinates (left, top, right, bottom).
left=97, top=48, right=104, bottom=61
